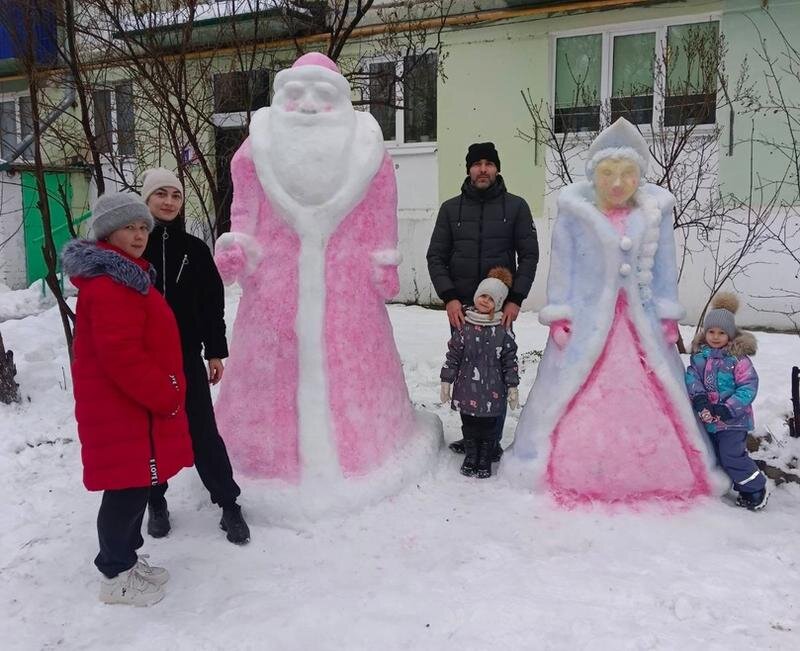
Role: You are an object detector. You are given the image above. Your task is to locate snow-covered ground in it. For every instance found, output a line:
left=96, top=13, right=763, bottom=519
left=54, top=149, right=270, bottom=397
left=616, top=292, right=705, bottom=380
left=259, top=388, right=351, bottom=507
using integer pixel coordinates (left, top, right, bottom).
left=2, top=288, right=799, bottom=650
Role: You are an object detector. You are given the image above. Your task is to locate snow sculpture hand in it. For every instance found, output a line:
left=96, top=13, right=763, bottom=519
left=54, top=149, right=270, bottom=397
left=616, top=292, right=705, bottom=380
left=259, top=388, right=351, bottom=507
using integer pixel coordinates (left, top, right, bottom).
left=371, top=249, right=402, bottom=299
left=214, top=232, right=263, bottom=285
left=550, top=320, right=572, bottom=349
left=661, top=319, right=679, bottom=345
left=215, top=246, right=246, bottom=285
left=507, top=387, right=519, bottom=410
left=440, top=382, right=452, bottom=405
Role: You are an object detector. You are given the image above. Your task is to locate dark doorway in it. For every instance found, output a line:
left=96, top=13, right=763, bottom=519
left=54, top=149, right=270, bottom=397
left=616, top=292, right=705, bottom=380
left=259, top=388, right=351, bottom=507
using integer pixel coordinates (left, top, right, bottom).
left=214, top=126, right=248, bottom=237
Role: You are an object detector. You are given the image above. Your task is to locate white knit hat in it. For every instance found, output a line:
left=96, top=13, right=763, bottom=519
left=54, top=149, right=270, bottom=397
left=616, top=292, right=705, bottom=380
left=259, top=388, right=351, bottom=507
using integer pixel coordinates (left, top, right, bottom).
left=474, top=277, right=509, bottom=311
left=90, top=192, right=153, bottom=240
left=140, top=168, right=182, bottom=203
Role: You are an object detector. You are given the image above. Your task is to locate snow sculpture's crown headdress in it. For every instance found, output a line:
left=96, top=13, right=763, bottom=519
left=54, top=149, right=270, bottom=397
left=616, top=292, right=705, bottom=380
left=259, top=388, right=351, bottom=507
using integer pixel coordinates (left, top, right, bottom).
left=585, top=117, right=650, bottom=180
left=273, top=52, right=351, bottom=100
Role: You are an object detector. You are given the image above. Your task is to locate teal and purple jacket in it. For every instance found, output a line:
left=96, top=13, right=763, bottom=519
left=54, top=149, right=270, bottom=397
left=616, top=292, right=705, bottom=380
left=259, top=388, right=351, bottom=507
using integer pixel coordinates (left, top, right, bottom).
left=685, top=330, right=758, bottom=434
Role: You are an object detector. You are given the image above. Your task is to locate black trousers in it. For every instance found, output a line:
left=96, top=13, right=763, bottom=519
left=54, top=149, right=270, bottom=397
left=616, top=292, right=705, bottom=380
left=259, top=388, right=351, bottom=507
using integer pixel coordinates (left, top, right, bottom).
left=95, top=486, right=149, bottom=578
left=460, top=414, right=497, bottom=442
left=149, top=354, right=240, bottom=510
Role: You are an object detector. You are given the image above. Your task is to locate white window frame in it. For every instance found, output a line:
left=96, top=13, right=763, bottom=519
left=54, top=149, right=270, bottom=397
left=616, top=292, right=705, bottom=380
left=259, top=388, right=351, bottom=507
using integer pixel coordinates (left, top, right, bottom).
left=0, top=92, right=34, bottom=162
left=549, top=12, right=722, bottom=134
left=90, top=81, right=136, bottom=161
left=363, top=55, right=437, bottom=153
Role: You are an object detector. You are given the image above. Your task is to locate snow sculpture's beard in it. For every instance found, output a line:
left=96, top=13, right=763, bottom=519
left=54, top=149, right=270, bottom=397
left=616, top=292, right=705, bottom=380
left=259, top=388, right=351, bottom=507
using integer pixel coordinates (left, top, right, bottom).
left=265, top=108, right=356, bottom=207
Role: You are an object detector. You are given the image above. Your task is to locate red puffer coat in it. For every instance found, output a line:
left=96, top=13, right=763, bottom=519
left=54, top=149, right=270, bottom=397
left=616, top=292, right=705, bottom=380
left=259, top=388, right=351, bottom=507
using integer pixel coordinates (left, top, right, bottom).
left=63, top=239, right=194, bottom=490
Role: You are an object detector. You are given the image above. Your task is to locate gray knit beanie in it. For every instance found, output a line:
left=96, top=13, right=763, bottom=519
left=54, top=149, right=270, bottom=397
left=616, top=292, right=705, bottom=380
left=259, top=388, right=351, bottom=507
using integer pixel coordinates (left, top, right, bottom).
left=90, top=192, right=154, bottom=241
left=474, top=277, right=509, bottom=311
left=141, top=167, right=182, bottom=203
left=703, top=292, right=739, bottom=339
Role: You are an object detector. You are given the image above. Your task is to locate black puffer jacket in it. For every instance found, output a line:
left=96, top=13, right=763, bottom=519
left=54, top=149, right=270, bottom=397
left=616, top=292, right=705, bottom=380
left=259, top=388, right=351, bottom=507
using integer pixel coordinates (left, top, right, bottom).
left=426, top=175, right=539, bottom=306
left=143, top=218, right=228, bottom=361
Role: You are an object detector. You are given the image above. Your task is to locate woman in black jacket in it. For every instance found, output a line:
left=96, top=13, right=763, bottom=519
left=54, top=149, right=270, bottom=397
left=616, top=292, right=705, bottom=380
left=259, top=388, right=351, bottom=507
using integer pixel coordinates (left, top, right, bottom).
left=141, top=168, right=249, bottom=545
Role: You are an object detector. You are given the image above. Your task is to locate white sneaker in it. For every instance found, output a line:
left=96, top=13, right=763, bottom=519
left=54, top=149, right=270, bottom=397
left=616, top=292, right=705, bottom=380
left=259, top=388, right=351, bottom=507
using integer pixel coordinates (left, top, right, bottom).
left=99, top=567, right=165, bottom=607
left=135, top=554, right=169, bottom=585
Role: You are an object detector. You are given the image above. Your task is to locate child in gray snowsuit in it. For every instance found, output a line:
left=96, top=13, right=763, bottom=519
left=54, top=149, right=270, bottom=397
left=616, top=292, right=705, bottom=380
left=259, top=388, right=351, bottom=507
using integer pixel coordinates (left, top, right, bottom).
left=440, top=267, right=520, bottom=478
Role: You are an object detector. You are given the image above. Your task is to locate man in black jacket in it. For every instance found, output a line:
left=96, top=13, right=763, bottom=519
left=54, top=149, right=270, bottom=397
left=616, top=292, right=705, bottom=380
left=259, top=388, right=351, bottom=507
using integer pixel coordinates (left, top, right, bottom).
left=427, top=142, right=539, bottom=456
left=141, top=168, right=249, bottom=545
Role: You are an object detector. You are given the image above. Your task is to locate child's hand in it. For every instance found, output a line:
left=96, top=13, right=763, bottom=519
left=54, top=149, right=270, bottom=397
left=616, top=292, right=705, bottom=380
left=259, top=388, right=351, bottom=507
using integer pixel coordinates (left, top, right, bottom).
left=440, top=382, right=452, bottom=404
left=507, top=387, right=519, bottom=410
left=699, top=408, right=714, bottom=424
left=709, top=403, right=732, bottom=421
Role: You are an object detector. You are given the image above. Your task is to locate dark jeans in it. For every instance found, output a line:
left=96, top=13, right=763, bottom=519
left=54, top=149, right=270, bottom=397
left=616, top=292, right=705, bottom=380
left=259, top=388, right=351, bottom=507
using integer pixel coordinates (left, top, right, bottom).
left=461, top=414, right=497, bottom=442
left=149, top=353, right=240, bottom=511
left=711, top=429, right=766, bottom=493
left=95, top=486, right=149, bottom=578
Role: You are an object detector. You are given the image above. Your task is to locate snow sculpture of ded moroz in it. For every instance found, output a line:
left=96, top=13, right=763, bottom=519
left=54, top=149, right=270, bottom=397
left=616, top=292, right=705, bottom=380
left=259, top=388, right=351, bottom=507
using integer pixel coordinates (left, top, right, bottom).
left=212, top=53, right=441, bottom=514
left=508, top=118, right=726, bottom=506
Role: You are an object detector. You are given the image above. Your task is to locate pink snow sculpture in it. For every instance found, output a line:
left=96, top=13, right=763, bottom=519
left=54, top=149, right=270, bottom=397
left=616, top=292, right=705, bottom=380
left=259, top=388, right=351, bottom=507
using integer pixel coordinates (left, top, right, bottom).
left=507, top=118, right=727, bottom=506
left=213, top=54, right=441, bottom=511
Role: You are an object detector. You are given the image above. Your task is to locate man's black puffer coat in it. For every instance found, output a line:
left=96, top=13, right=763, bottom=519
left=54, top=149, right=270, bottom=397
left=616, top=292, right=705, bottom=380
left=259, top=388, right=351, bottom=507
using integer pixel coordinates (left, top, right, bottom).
left=427, top=175, right=539, bottom=306
left=143, top=218, right=228, bottom=360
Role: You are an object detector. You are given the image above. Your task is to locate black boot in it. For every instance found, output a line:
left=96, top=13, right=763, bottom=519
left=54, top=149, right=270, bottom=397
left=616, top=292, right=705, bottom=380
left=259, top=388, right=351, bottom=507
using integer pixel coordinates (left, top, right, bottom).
left=460, top=437, right=478, bottom=477
left=491, top=441, right=504, bottom=463
left=220, top=503, right=250, bottom=545
left=476, top=439, right=493, bottom=479
left=449, top=439, right=465, bottom=454
left=147, top=505, right=171, bottom=538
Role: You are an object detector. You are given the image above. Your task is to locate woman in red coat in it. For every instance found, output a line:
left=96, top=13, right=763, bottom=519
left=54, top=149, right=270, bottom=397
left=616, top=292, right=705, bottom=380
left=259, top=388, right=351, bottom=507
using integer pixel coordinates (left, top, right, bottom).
left=62, top=191, right=193, bottom=606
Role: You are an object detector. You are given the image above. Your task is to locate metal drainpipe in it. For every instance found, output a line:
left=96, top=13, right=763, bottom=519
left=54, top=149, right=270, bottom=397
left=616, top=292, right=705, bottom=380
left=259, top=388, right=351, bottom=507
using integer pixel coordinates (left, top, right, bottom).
left=0, top=80, right=76, bottom=173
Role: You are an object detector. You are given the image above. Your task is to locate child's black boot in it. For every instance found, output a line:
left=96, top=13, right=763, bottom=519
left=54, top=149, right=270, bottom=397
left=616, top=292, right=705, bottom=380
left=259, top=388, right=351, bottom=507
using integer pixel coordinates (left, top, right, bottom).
left=476, top=438, right=493, bottom=479
left=460, top=437, right=478, bottom=477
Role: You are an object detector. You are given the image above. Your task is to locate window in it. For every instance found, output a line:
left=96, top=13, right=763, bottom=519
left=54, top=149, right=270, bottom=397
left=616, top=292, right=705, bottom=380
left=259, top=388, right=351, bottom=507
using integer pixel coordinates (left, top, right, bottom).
left=367, top=53, right=437, bottom=145
left=92, top=82, right=137, bottom=158
left=213, top=69, right=270, bottom=114
left=552, top=19, right=719, bottom=132
left=0, top=96, right=34, bottom=161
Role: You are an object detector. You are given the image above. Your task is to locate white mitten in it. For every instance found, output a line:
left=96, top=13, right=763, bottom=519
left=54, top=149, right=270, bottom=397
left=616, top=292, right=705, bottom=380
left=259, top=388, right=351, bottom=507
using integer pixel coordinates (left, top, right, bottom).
left=507, top=387, right=519, bottom=410
left=440, top=382, right=452, bottom=404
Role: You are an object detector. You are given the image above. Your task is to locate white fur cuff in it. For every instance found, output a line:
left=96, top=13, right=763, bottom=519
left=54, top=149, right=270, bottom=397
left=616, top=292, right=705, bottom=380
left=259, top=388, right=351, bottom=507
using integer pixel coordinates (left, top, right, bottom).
left=371, top=248, right=402, bottom=266
left=655, top=299, right=686, bottom=321
left=538, top=304, right=572, bottom=325
left=215, top=232, right=263, bottom=275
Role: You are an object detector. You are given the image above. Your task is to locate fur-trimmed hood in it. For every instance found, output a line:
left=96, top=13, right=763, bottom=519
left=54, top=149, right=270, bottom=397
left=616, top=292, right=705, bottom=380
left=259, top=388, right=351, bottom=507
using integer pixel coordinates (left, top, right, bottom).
left=691, top=328, right=757, bottom=357
left=61, top=239, right=155, bottom=295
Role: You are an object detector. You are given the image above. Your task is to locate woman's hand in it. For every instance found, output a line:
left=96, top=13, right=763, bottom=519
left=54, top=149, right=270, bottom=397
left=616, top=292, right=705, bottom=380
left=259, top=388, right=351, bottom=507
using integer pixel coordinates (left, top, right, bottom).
left=208, top=358, right=224, bottom=385
left=550, top=320, right=571, bottom=349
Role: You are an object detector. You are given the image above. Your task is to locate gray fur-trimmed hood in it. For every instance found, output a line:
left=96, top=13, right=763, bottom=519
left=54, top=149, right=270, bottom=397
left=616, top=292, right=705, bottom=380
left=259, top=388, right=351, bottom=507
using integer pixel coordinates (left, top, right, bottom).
left=61, top=239, right=155, bottom=295
left=691, top=328, right=757, bottom=357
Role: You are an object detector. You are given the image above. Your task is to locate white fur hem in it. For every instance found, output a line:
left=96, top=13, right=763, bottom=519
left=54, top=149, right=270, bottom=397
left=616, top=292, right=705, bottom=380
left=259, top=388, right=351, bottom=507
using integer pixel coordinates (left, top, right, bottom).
left=655, top=299, right=686, bottom=321
left=215, top=232, right=263, bottom=275
left=538, top=304, right=572, bottom=325
left=371, top=248, right=402, bottom=266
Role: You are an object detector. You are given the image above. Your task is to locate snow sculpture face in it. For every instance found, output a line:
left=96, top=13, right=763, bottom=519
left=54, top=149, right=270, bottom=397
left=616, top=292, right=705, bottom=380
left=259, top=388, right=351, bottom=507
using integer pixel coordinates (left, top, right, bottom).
left=268, top=67, right=357, bottom=207
left=593, top=157, right=640, bottom=212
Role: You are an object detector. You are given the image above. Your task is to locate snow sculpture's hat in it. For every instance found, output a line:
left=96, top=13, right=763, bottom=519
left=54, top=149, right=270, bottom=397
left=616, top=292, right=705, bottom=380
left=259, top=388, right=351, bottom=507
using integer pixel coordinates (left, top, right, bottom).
left=91, top=191, right=153, bottom=241
left=273, top=52, right=351, bottom=100
left=141, top=167, right=182, bottom=203
left=466, top=142, right=501, bottom=172
left=474, top=267, right=512, bottom=311
left=585, top=117, right=650, bottom=180
left=703, top=292, right=739, bottom=339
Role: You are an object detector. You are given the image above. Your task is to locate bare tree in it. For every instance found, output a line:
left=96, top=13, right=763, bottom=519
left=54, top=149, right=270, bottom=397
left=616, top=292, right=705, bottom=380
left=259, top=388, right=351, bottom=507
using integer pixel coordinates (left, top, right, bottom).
left=0, top=0, right=77, bottom=356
